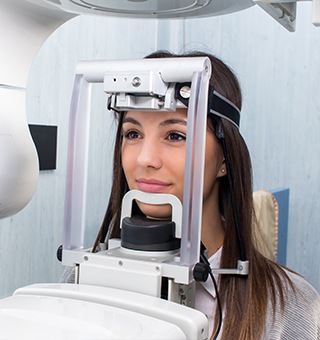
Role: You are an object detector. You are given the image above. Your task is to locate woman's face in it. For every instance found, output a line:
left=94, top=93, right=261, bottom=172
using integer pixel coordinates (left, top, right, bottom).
left=121, top=109, right=225, bottom=219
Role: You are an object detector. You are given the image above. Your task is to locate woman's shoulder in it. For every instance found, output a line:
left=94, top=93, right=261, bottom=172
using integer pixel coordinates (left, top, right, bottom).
left=284, top=268, right=320, bottom=304
left=269, top=267, right=320, bottom=339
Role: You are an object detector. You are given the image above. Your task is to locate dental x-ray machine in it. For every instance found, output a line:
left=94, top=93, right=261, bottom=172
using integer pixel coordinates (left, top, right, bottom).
left=0, top=57, right=248, bottom=339
left=0, top=0, right=318, bottom=337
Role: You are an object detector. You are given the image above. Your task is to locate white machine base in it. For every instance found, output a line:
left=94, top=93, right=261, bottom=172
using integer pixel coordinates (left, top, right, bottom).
left=0, top=283, right=208, bottom=339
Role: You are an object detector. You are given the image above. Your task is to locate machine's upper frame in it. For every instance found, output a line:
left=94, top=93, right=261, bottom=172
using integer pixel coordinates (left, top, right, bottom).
left=62, top=57, right=249, bottom=291
left=64, top=57, right=212, bottom=270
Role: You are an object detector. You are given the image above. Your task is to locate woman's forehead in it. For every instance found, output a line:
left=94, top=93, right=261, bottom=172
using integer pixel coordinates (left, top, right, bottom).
left=124, top=109, right=188, bottom=122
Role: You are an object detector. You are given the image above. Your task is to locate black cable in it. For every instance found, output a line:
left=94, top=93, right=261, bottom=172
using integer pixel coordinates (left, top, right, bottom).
left=200, top=252, right=222, bottom=340
left=215, top=120, right=247, bottom=262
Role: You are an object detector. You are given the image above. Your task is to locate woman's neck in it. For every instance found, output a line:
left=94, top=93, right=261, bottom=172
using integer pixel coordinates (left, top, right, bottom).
left=201, top=189, right=225, bottom=258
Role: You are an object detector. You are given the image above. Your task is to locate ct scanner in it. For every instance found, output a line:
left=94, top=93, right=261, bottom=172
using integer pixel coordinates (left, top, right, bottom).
left=0, top=1, right=318, bottom=339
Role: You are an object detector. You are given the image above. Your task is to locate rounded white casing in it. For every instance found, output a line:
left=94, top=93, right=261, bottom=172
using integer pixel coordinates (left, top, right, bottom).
left=0, top=0, right=75, bottom=218
left=0, top=89, right=38, bottom=218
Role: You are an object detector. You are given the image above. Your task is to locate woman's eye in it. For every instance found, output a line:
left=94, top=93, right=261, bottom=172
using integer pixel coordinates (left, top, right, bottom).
left=124, top=130, right=141, bottom=140
left=167, top=132, right=186, bottom=141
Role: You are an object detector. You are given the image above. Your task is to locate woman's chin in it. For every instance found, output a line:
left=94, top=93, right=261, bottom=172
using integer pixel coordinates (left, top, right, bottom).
left=138, top=202, right=172, bottom=220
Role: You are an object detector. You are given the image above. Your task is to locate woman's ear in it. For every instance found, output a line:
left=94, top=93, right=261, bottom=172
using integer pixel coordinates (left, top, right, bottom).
left=217, top=158, right=227, bottom=178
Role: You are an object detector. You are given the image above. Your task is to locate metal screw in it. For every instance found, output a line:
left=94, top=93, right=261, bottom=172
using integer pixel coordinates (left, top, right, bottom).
left=132, top=77, right=141, bottom=87
left=179, top=85, right=191, bottom=99
left=158, top=99, right=164, bottom=107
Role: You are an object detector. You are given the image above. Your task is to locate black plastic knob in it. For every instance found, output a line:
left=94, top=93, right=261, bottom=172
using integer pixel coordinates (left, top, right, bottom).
left=193, top=262, right=210, bottom=282
left=56, top=245, right=63, bottom=262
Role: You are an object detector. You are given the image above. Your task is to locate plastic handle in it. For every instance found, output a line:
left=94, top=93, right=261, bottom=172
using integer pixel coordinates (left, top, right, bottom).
left=120, top=190, right=183, bottom=238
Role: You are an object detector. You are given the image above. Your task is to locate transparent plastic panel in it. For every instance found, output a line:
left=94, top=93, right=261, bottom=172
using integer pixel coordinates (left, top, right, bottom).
left=180, top=69, right=210, bottom=269
left=63, top=74, right=92, bottom=250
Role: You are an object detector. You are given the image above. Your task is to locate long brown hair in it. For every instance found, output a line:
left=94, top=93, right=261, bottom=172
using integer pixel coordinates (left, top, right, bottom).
left=93, top=50, right=292, bottom=339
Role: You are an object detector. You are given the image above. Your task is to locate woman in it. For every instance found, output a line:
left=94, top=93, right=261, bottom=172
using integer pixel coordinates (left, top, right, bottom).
left=92, top=51, right=320, bottom=339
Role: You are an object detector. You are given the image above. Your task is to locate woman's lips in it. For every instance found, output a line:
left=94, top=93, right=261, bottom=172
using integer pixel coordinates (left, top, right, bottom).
left=136, top=178, right=172, bottom=193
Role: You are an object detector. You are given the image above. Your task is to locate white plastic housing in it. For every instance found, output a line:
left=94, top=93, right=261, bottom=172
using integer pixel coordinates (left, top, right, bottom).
left=0, top=88, right=39, bottom=218
left=0, top=283, right=208, bottom=339
left=0, top=1, right=75, bottom=218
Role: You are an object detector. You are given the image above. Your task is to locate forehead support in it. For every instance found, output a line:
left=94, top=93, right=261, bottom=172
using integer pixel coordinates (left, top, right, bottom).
left=104, top=70, right=181, bottom=112
left=104, top=70, right=240, bottom=128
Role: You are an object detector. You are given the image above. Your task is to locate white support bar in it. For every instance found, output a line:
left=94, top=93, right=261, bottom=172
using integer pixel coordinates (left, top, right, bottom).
left=75, top=57, right=210, bottom=83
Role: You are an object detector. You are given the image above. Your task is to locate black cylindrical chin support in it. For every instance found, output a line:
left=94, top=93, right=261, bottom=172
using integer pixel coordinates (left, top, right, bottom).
left=121, top=216, right=180, bottom=251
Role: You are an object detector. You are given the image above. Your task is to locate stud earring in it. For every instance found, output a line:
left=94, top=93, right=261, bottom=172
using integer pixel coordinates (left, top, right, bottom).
left=221, top=169, right=225, bottom=173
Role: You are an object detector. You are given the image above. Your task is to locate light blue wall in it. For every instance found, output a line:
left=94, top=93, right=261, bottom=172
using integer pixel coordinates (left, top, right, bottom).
left=0, top=2, right=319, bottom=298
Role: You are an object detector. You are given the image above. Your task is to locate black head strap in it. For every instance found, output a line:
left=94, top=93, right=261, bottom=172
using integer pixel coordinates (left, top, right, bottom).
left=175, top=82, right=240, bottom=128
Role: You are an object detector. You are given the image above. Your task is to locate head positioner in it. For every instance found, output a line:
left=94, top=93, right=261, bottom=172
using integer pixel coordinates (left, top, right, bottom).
left=63, top=56, right=248, bottom=279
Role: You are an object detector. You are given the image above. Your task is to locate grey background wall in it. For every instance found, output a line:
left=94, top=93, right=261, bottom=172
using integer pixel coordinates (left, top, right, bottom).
left=0, top=2, right=319, bottom=297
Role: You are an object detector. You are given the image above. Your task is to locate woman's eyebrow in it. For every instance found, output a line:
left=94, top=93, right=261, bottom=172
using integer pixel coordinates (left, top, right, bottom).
left=160, top=118, right=187, bottom=127
left=122, top=117, right=141, bottom=126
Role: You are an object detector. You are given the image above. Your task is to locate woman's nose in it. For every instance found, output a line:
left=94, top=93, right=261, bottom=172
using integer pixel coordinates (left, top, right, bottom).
left=136, top=139, right=162, bottom=169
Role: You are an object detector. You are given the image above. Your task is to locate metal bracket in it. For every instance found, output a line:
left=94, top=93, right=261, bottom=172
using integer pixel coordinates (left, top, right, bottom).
left=211, top=260, right=249, bottom=275
left=254, top=1, right=296, bottom=32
